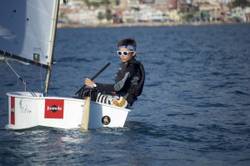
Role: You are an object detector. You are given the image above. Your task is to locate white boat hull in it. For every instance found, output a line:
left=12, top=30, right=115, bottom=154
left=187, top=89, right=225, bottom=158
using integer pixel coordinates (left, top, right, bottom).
left=6, top=92, right=130, bottom=130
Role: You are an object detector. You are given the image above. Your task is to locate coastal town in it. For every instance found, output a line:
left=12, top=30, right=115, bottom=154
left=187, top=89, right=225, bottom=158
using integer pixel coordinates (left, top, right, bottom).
left=58, top=0, right=250, bottom=27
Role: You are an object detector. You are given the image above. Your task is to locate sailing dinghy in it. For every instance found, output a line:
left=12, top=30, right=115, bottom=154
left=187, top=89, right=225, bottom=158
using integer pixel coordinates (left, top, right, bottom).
left=0, top=0, right=130, bottom=130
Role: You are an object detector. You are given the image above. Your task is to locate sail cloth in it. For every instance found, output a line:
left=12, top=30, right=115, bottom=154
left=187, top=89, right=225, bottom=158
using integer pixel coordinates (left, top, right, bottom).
left=0, top=0, right=59, bottom=68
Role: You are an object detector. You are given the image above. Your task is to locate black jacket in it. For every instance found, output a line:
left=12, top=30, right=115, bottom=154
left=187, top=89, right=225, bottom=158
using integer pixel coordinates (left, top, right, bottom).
left=96, top=58, right=145, bottom=106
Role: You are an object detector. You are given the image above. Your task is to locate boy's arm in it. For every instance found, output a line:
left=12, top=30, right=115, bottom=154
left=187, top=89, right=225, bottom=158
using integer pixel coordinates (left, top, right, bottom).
left=95, top=83, right=114, bottom=89
left=113, top=64, right=137, bottom=92
left=124, top=63, right=144, bottom=104
left=95, top=82, right=115, bottom=94
left=124, top=75, right=140, bottom=104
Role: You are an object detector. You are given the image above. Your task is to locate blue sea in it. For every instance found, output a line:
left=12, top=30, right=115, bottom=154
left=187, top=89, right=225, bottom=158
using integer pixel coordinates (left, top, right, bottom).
left=0, top=24, right=250, bottom=166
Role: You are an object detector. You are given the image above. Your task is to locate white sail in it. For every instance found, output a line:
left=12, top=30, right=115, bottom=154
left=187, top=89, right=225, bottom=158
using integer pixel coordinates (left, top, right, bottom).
left=0, top=0, right=59, bottom=68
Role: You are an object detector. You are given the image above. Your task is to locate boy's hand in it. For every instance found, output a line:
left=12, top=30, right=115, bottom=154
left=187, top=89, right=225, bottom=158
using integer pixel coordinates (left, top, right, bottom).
left=112, top=97, right=128, bottom=108
left=84, top=78, right=96, bottom=88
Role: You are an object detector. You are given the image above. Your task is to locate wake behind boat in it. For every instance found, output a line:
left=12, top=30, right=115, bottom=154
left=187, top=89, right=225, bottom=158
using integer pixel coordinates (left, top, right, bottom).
left=0, top=0, right=131, bottom=130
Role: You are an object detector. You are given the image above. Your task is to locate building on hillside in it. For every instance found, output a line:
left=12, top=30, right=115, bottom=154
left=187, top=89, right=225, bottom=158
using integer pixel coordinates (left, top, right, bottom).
left=155, top=0, right=167, bottom=4
left=177, top=0, right=198, bottom=13
left=154, top=0, right=169, bottom=10
left=167, top=0, right=178, bottom=10
left=165, top=9, right=181, bottom=22
left=245, top=7, right=250, bottom=22
left=88, top=0, right=103, bottom=3
left=113, top=0, right=129, bottom=10
left=138, top=5, right=167, bottom=22
left=123, top=9, right=140, bottom=23
left=59, top=0, right=87, bottom=24
left=246, top=12, right=250, bottom=22
left=128, top=0, right=140, bottom=7
left=230, top=7, right=250, bottom=22
left=153, top=0, right=178, bottom=10
left=66, top=0, right=85, bottom=8
left=140, top=0, right=155, bottom=4
left=122, top=4, right=167, bottom=23
left=198, top=2, right=221, bottom=21
left=66, top=9, right=98, bottom=25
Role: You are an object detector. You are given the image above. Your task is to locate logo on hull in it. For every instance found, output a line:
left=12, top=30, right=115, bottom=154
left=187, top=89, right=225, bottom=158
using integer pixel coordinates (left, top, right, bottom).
left=45, top=99, right=64, bottom=119
left=102, top=115, right=111, bottom=125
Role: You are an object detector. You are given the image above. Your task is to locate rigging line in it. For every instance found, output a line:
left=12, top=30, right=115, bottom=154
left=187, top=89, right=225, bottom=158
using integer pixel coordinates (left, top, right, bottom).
left=5, top=60, right=25, bottom=85
left=39, top=64, right=43, bottom=92
left=5, top=60, right=37, bottom=97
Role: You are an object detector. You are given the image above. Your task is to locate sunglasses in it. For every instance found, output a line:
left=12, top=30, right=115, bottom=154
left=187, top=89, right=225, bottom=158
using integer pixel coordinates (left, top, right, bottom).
left=117, top=51, right=134, bottom=56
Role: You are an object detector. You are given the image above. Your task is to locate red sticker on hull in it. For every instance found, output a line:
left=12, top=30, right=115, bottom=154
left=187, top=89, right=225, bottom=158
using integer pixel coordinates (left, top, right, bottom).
left=45, top=99, right=64, bottom=119
left=10, top=97, right=15, bottom=125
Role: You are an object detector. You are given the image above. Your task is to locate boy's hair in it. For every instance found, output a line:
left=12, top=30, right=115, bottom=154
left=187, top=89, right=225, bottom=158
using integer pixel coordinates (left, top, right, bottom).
left=117, top=38, right=136, bottom=51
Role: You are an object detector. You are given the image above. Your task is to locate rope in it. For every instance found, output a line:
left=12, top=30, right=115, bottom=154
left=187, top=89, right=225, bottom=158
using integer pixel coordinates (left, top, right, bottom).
left=5, top=60, right=37, bottom=97
left=40, top=65, right=43, bottom=92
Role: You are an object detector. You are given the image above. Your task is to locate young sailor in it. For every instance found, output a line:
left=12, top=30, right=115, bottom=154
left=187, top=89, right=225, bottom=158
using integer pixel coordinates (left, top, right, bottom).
left=82, top=38, right=145, bottom=108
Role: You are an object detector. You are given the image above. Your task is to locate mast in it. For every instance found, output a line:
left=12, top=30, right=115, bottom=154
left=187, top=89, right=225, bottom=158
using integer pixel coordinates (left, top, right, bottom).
left=44, top=0, right=60, bottom=95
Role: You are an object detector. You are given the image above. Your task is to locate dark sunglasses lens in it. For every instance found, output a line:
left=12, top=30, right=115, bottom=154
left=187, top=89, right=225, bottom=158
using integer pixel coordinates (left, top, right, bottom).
left=118, top=51, right=122, bottom=55
left=123, top=52, right=128, bottom=55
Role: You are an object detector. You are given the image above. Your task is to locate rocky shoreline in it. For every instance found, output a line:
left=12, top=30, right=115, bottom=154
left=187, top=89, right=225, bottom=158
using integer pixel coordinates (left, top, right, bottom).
left=57, top=21, right=247, bottom=28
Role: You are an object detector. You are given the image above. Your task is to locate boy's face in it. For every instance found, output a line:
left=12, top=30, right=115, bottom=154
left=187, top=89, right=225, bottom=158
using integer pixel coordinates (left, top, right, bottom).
left=118, top=47, right=135, bottom=63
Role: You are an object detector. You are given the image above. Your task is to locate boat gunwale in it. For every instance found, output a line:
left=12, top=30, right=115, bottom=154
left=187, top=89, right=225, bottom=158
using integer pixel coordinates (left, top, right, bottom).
left=6, top=91, right=131, bottom=112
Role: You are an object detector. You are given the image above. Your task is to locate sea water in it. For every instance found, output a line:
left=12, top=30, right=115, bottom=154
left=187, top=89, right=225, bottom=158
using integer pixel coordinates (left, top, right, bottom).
left=0, top=24, right=250, bottom=165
